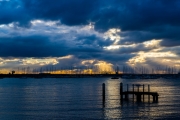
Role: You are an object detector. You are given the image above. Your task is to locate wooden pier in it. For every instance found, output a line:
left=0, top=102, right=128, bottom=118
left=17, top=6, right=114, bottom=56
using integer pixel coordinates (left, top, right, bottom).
left=120, top=83, right=159, bottom=102
left=102, top=82, right=159, bottom=105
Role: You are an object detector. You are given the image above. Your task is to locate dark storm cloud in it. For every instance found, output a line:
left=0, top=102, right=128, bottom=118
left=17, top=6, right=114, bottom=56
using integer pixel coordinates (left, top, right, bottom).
left=160, top=39, right=180, bottom=47
left=23, top=0, right=100, bottom=26
left=0, top=36, right=66, bottom=57
left=0, top=33, right=132, bottom=64
left=94, top=0, right=180, bottom=31
left=74, top=34, right=113, bottom=47
left=1, top=0, right=180, bottom=30
left=1, top=0, right=180, bottom=62
left=0, top=34, right=106, bottom=58
left=1, top=0, right=179, bottom=47
left=0, top=0, right=31, bottom=27
left=118, top=25, right=180, bottom=45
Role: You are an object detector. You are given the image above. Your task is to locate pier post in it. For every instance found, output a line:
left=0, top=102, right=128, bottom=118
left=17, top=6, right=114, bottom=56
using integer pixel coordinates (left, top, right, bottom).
left=148, top=85, right=150, bottom=102
left=127, top=84, right=129, bottom=92
left=153, top=94, right=158, bottom=103
left=102, top=83, right=105, bottom=105
left=125, top=84, right=129, bottom=100
left=143, top=84, right=144, bottom=102
left=136, top=94, right=141, bottom=102
left=120, top=83, right=123, bottom=100
left=133, top=84, right=134, bottom=101
left=153, top=95, right=155, bottom=102
left=156, top=95, right=158, bottom=102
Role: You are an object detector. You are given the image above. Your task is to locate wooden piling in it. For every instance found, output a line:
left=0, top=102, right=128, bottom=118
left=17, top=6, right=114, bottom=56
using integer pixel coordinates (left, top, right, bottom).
left=133, top=84, right=134, bottom=101
left=127, top=84, right=129, bottom=92
left=152, top=94, right=158, bottom=103
left=153, top=95, right=155, bottom=102
left=156, top=95, right=158, bottom=102
left=120, top=83, right=123, bottom=100
left=102, top=83, right=105, bottom=105
left=119, top=83, right=158, bottom=103
left=143, top=84, right=144, bottom=101
left=125, top=84, right=129, bottom=100
left=137, top=94, right=141, bottom=102
left=148, top=85, right=150, bottom=102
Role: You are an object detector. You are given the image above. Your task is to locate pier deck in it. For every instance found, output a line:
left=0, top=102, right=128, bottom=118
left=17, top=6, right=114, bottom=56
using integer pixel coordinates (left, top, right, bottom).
left=122, top=91, right=159, bottom=96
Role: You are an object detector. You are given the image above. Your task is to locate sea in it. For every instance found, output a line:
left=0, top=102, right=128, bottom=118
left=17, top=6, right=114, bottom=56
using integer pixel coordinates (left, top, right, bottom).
left=0, top=77, right=180, bottom=120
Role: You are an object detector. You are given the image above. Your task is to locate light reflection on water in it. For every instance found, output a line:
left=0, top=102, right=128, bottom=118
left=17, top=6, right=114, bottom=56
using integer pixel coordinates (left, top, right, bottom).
left=0, top=78, right=180, bottom=119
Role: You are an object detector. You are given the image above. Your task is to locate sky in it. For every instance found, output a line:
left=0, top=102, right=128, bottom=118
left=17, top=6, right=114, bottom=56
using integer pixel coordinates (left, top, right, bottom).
left=0, top=0, right=180, bottom=73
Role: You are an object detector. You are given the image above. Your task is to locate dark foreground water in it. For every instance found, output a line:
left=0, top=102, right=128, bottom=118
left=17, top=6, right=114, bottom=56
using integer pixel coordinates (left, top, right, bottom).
left=0, top=78, right=180, bottom=119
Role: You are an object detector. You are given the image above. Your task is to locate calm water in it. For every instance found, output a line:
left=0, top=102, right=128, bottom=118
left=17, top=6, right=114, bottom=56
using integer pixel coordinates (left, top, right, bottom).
left=0, top=78, right=180, bottom=119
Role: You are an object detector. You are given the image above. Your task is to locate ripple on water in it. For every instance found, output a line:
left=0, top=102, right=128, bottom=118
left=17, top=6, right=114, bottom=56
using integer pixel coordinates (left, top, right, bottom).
left=0, top=78, right=179, bottom=119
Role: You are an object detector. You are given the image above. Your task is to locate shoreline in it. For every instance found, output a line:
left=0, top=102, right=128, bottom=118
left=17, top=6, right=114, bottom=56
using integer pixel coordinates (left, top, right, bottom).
left=0, top=73, right=179, bottom=79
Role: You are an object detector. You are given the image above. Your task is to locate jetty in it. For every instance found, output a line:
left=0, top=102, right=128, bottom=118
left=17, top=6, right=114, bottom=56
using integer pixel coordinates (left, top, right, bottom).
left=120, top=83, right=159, bottom=102
left=102, top=83, right=159, bottom=105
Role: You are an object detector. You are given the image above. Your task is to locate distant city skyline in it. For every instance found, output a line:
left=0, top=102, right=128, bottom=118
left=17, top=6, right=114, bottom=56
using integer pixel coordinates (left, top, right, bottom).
left=1, top=0, right=180, bottom=72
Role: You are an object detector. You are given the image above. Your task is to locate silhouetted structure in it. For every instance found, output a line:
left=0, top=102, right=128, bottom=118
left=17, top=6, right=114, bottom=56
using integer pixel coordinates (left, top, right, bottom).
left=120, top=83, right=159, bottom=102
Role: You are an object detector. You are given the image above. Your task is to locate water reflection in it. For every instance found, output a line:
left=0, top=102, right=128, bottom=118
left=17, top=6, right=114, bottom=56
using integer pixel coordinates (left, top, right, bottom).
left=103, top=79, right=122, bottom=119
left=103, top=78, right=180, bottom=119
left=0, top=78, right=180, bottom=119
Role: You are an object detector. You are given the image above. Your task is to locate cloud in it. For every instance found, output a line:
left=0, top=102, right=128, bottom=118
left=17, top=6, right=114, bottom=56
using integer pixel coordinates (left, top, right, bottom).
left=1, top=0, right=180, bottom=45
left=0, top=35, right=66, bottom=57
left=93, top=0, right=180, bottom=31
left=1, top=0, right=180, bottom=71
left=1, top=19, right=180, bottom=70
left=1, top=0, right=180, bottom=30
left=0, top=20, right=112, bottom=58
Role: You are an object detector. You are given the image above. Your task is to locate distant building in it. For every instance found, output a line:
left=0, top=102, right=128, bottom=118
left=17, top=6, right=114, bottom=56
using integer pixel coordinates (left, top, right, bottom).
left=12, top=71, right=15, bottom=74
